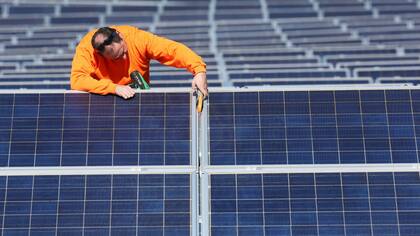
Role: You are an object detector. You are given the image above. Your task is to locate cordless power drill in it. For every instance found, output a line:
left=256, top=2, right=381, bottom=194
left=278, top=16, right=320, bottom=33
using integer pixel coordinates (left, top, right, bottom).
left=129, top=70, right=150, bottom=90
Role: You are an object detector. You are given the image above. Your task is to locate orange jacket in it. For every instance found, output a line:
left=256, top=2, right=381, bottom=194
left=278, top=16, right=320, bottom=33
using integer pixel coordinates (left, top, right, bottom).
left=70, top=25, right=206, bottom=95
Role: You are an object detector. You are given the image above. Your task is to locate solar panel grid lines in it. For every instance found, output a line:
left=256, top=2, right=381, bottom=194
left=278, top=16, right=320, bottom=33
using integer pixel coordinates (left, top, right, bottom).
left=357, top=90, right=369, bottom=165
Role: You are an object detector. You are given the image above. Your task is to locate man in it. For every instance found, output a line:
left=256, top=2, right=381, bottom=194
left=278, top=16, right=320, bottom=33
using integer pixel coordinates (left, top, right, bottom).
left=71, top=25, right=208, bottom=99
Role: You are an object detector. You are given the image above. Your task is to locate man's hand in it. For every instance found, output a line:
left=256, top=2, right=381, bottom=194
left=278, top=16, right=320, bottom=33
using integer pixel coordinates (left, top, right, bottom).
left=192, top=72, right=208, bottom=97
left=115, top=85, right=136, bottom=99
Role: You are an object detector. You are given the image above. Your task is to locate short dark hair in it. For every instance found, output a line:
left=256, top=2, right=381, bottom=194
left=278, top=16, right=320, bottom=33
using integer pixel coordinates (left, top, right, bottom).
left=91, top=27, right=122, bottom=53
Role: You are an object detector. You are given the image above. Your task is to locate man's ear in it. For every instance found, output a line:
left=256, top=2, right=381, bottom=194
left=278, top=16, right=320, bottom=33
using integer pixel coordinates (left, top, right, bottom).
left=117, top=31, right=124, bottom=40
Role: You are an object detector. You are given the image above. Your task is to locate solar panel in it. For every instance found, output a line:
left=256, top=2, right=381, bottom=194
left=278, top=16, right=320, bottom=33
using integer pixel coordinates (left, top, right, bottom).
left=0, top=92, right=191, bottom=167
left=209, top=172, right=420, bottom=236
left=209, top=90, right=420, bottom=165
left=0, top=174, right=191, bottom=235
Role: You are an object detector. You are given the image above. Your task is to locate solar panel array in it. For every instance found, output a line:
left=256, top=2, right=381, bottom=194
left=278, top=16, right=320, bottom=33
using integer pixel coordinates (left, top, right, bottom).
left=2, top=87, right=420, bottom=236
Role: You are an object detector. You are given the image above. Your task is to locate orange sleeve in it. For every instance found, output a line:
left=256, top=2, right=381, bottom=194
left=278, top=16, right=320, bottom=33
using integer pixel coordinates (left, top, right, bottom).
left=142, top=30, right=206, bottom=75
left=70, top=44, right=117, bottom=95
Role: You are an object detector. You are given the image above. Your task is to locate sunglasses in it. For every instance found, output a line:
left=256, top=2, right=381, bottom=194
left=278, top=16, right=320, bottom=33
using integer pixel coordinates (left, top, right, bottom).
left=96, top=29, right=118, bottom=53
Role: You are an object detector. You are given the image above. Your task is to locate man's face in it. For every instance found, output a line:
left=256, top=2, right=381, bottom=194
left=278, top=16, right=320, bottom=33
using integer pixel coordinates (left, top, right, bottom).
left=95, top=32, right=127, bottom=60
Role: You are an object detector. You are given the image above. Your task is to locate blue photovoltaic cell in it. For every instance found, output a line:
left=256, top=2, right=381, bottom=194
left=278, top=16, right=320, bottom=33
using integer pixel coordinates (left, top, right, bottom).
left=0, top=174, right=191, bottom=236
left=210, top=172, right=420, bottom=236
left=209, top=90, right=420, bottom=165
left=0, top=92, right=191, bottom=167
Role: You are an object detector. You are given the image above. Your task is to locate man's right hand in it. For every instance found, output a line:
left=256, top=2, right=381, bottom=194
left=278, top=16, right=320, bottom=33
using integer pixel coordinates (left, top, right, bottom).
left=115, top=85, right=136, bottom=99
left=192, top=72, right=208, bottom=97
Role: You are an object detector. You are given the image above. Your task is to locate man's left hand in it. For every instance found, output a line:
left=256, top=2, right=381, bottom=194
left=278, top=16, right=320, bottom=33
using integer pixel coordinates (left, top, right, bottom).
left=192, top=72, right=208, bottom=97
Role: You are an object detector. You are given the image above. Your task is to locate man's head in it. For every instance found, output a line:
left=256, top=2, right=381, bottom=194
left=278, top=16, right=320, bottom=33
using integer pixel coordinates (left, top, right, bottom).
left=91, top=27, right=127, bottom=60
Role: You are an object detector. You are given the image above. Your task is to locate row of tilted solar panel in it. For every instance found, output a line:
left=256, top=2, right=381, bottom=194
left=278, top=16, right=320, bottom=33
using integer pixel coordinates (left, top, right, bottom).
left=1, top=172, right=418, bottom=236
left=0, top=172, right=419, bottom=236
left=2, top=90, right=420, bottom=167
